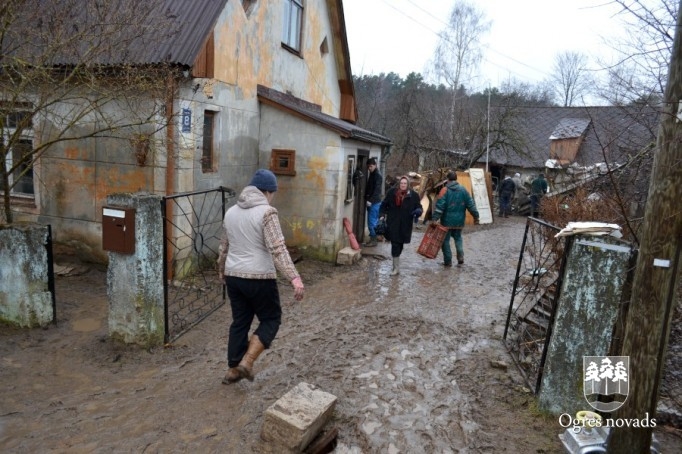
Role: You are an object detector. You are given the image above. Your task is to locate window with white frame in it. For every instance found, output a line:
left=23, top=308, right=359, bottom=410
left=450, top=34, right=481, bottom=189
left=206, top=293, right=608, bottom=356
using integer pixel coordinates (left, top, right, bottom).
left=282, top=0, right=303, bottom=52
left=2, top=110, right=34, bottom=195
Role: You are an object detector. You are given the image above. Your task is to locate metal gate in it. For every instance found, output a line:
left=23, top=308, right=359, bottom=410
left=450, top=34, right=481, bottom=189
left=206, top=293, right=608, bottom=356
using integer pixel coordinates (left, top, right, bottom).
left=162, top=187, right=236, bottom=343
left=503, top=217, right=573, bottom=393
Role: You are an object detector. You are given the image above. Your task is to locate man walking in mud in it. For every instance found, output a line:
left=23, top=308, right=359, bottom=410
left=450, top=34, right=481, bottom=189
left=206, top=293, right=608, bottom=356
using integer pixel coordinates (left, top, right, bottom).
left=432, top=171, right=480, bottom=267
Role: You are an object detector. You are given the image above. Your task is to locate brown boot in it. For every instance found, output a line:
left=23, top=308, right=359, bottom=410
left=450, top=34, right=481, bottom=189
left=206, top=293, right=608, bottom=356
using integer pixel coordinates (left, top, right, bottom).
left=236, top=335, right=265, bottom=381
left=222, top=367, right=242, bottom=385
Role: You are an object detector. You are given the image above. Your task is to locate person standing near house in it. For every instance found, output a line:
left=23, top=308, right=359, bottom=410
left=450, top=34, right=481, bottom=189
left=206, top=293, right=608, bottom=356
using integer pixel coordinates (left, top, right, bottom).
left=379, top=175, right=423, bottom=275
left=498, top=175, right=516, bottom=218
left=530, top=173, right=549, bottom=218
left=363, top=157, right=383, bottom=247
left=512, top=172, right=523, bottom=211
left=217, top=169, right=305, bottom=385
left=432, top=171, right=480, bottom=267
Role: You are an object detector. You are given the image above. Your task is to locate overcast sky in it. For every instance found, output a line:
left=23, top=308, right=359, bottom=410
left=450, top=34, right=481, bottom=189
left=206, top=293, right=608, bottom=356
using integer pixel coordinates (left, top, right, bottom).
left=343, top=0, right=627, bottom=91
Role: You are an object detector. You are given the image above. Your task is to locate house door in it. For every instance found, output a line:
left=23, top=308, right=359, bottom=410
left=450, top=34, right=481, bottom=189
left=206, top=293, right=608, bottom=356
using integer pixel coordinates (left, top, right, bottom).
left=353, top=151, right=370, bottom=242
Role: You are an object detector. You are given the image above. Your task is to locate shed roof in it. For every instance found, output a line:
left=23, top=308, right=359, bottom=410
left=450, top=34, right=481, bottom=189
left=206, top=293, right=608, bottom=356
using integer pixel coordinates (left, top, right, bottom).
left=549, top=118, right=591, bottom=140
left=486, top=105, right=658, bottom=169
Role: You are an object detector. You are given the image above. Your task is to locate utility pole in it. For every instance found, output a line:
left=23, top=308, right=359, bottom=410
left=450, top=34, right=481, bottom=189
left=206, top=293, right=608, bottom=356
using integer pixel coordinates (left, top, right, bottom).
left=486, top=84, right=490, bottom=174
left=607, top=2, right=682, bottom=452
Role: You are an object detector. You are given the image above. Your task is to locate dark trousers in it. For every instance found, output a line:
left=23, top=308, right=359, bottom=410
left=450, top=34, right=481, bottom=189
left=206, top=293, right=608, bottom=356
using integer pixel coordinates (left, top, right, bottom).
left=391, top=241, right=404, bottom=258
left=225, top=277, right=281, bottom=368
left=499, top=193, right=512, bottom=216
left=530, top=195, right=542, bottom=217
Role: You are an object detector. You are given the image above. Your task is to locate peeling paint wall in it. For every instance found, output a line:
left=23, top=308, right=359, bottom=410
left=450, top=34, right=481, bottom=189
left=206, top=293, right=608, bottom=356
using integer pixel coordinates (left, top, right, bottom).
left=538, top=235, right=634, bottom=415
left=12, top=0, right=366, bottom=264
left=212, top=0, right=342, bottom=115
left=0, top=224, right=53, bottom=327
left=258, top=105, right=382, bottom=260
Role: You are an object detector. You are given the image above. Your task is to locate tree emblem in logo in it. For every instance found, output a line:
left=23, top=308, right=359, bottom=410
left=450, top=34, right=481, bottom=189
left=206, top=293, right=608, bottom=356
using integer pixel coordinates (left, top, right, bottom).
left=583, top=356, right=629, bottom=412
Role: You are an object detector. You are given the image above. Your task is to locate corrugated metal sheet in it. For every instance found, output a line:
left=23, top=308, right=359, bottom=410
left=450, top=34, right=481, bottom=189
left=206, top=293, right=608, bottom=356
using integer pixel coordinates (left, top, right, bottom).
left=4, top=0, right=227, bottom=67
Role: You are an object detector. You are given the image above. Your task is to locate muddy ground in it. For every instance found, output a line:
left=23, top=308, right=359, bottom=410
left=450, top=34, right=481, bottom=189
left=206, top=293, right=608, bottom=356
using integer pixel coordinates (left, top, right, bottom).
left=1, top=216, right=681, bottom=453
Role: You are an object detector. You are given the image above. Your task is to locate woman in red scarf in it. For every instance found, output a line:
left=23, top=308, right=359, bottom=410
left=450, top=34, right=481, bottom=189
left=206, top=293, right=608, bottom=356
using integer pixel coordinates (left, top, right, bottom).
left=379, top=176, right=423, bottom=275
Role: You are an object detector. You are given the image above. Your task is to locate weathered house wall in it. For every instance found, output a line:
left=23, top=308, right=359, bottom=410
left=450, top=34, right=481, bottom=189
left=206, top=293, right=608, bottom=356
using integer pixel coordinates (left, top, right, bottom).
left=8, top=0, right=386, bottom=263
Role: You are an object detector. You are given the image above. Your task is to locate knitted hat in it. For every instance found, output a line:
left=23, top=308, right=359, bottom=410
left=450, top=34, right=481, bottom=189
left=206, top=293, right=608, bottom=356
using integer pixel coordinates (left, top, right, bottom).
left=446, top=171, right=457, bottom=181
left=249, top=169, right=278, bottom=192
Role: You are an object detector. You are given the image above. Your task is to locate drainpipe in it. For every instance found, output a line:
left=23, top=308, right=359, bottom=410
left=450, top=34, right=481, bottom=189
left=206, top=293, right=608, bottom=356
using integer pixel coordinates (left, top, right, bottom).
left=164, top=72, right=177, bottom=281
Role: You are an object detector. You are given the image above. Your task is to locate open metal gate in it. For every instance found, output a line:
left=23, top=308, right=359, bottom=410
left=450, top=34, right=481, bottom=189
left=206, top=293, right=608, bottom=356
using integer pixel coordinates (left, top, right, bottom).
left=503, top=217, right=573, bottom=393
left=162, top=187, right=236, bottom=343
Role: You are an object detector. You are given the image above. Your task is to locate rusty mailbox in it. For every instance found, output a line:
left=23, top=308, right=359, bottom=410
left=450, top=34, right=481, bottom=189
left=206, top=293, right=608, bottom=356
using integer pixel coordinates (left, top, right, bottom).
left=102, top=206, right=136, bottom=254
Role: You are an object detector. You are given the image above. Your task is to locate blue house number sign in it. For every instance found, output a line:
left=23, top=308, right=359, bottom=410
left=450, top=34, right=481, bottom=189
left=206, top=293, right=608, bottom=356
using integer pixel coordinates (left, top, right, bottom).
left=181, top=108, right=191, bottom=133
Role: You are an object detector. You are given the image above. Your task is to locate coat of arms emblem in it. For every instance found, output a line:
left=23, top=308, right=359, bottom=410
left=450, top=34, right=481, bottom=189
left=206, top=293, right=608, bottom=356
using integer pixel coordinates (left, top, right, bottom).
left=583, top=356, right=629, bottom=412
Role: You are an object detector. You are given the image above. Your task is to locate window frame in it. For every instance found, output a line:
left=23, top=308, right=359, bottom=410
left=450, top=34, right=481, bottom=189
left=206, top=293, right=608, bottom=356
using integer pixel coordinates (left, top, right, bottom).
left=2, top=109, right=35, bottom=197
left=201, top=110, right=216, bottom=173
left=345, top=156, right=355, bottom=203
left=282, top=0, right=303, bottom=53
left=270, top=149, right=296, bottom=176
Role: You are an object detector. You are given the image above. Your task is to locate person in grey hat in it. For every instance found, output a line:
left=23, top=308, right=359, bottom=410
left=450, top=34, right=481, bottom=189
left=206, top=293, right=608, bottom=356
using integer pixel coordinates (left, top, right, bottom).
left=217, top=169, right=305, bottom=384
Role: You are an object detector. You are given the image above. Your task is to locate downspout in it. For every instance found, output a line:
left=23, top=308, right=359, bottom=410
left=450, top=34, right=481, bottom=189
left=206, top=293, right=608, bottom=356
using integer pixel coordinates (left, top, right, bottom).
left=164, top=72, right=177, bottom=281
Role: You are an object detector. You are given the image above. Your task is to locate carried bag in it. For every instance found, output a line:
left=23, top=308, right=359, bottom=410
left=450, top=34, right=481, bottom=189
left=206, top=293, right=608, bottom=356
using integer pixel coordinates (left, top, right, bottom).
left=375, top=218, right=387, bottom=237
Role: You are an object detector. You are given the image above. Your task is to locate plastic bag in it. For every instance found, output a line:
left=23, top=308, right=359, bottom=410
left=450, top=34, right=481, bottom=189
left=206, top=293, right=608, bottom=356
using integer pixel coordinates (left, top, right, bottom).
left=375, top=218, right=387, bottom=236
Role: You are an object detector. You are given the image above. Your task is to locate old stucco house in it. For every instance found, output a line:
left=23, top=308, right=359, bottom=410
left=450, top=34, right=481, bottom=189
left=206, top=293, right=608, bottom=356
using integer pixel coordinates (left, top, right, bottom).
left=6, top=0, right=390, bottom=262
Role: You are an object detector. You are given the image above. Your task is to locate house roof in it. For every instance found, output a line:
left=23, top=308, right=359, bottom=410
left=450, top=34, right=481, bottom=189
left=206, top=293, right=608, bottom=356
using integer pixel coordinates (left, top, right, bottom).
left=257, top=85, right=392, bottom=146
left=486, top=105, right=658, bottom=169
left=4, top=0, right=228, bottom=68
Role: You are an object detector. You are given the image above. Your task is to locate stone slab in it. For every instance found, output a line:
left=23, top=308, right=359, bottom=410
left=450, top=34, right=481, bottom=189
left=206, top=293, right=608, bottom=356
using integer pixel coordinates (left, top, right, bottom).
left=336, top=247, right=361, bottom=265
left=261, top=382, right=337, bottom=452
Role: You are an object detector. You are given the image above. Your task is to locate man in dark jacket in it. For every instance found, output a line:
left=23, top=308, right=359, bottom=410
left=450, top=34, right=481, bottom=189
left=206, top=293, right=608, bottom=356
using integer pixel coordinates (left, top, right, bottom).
left=432, top=172, right=479, bottom=267
left=498, top=175, right=516, bottom=218
left=530, top=173, right=548, bottom=218
left=363, top=157, right=383, bottom=247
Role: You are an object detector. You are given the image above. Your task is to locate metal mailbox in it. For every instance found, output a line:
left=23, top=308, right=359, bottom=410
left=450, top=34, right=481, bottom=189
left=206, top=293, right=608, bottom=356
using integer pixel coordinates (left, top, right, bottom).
left=102, top=206, right=136, bottom=254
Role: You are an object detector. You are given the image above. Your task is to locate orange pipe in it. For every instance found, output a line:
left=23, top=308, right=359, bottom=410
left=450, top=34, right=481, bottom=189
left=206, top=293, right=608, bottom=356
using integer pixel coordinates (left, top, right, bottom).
left=343, top=217, right=360, bottom=250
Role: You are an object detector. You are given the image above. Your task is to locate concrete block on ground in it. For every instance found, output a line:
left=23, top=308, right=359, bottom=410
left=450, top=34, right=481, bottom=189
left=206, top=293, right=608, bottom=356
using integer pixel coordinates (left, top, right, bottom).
left=261, top=382, right=337, bottom=452
left=336, top=247, right=361, bottom=265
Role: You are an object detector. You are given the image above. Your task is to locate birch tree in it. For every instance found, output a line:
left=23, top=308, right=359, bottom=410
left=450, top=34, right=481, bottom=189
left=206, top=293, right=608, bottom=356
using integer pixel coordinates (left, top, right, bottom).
left=550, top=51, right=593, bottom=106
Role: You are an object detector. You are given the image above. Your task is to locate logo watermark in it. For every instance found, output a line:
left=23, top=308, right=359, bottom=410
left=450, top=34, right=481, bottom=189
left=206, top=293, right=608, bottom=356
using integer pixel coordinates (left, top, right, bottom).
left=583, top=355, right=629, bottom=412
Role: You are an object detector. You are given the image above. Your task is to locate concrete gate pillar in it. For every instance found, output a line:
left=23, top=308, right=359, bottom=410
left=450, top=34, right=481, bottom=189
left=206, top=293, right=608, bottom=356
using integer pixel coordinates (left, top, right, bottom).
left=537, top=234, right=634, bottom=416
left=105, top=192, right=164, bottom=348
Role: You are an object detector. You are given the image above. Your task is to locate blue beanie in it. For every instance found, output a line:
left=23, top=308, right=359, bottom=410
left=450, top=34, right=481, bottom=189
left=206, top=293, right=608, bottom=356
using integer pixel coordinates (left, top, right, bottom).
left=249, top=169, right=278, bottom=192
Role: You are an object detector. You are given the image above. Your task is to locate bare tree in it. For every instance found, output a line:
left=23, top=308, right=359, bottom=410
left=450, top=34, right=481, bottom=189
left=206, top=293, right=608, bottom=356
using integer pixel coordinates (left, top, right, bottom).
left=431, top=0, right=491, bottom=144
left=1, top=0, right=180, bottom=223
left=550, top=51, right=593, bottom=106
left=598, top=0, right=678, bottom=105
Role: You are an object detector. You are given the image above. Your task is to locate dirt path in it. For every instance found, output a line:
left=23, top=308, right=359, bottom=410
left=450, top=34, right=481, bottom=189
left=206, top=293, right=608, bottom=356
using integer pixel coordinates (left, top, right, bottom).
left=1, top=216, right=681, bottom=452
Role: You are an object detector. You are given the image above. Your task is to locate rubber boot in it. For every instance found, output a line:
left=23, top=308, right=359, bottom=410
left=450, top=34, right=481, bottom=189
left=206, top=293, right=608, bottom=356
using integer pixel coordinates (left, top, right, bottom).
left=222, top=367, right=242, bottom=385
left=363, top=236, right=378, bottom=247
left=237, top=335, right=265, bottom=381
left=390, top=257, right=400, bottom=276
